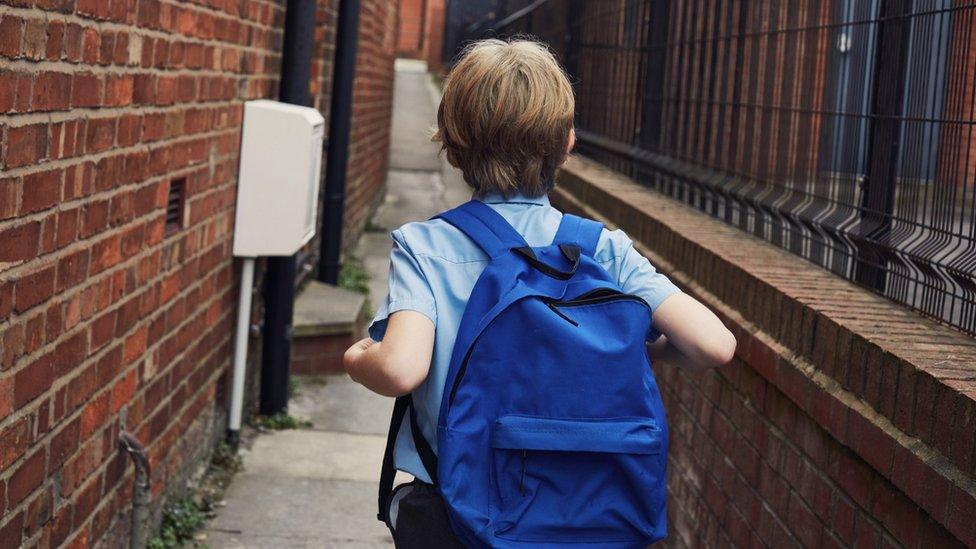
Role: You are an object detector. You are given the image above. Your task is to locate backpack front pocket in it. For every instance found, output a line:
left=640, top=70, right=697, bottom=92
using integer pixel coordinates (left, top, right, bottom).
left=490, top=415, right=666, bottom=543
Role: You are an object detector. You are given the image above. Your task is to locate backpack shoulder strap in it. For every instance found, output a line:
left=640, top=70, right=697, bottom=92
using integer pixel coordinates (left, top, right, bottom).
left=552, top=213, right=604, bottom=257
left=377, top=394, right=437, bottom=526
left=436, top=200, right=528, bottom=257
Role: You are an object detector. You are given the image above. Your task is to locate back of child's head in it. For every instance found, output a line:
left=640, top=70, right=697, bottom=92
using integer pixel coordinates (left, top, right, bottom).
left=434, top=38, right=575, bottom=198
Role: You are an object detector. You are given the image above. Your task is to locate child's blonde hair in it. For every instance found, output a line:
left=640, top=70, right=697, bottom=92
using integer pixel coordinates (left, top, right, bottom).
left=434, top=38, right=575, bottom=198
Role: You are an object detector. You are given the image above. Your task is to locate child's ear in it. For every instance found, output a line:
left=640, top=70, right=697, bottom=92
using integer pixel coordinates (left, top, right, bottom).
left=563, top=128, right=576, bottom=162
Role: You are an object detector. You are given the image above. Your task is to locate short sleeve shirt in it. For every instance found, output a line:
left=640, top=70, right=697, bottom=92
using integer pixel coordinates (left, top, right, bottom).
left=368, top=192, right=681, bottom=483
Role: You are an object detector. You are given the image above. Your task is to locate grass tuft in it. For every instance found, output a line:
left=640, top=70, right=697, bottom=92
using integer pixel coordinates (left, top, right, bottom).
left=253, top=412, right=313, bottom=430
left=338, top=254, right=370, bottom=296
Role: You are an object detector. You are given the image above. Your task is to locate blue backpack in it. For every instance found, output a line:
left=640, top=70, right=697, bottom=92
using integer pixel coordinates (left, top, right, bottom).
left=378, top=200, right=669, bottom=547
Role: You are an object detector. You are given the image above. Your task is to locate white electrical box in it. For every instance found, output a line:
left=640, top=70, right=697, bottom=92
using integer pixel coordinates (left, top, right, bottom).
left=233, top=100, right=325, bottom=257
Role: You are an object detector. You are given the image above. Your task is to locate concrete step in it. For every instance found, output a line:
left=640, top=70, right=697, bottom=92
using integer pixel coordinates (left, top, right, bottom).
left=292, top=281, right=366, bottom=375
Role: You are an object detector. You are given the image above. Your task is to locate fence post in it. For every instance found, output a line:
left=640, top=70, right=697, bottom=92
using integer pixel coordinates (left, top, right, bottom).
left=638, top=0, right=670, bottom=153
left=855, top=0, right=912, bottom=291
left=563, top=0, right=583, bottom=82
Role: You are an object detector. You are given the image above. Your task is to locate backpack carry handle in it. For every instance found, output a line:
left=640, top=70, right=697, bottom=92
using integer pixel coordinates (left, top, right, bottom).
left=551, top=213, right=603, bottom=257
left=513, top=244, right=581, bottom=280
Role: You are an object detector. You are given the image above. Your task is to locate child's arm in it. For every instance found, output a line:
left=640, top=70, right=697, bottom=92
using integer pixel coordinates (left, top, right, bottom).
left=649, top=293, right=736, bottom=371
left=343, top=311, right=434, bottom=397
left=610, top=230, right=735, bottom=370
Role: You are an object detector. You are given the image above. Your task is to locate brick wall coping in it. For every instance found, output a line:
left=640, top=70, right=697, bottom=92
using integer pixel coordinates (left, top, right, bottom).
left=554, top=156, right=976, bottom=546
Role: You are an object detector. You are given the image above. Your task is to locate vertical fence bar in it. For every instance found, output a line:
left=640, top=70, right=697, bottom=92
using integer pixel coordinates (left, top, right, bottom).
left=855, top=0, right=912, bottom=291
left=638, top=0, right=670, bottom=153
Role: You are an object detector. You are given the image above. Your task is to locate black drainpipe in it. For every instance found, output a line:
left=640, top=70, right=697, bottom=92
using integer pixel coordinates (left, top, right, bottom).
left=318, top=0, right=361, bottom=284
left=260, top=0, right=316, bottom=416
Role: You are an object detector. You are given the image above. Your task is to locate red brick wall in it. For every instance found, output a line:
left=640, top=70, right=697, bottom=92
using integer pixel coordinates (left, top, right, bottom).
left=556, top=157, right=976, bottom=548
left=395, top=0, right=444, bottom=71
left=341, top=0, right=398, bottom=251
left=397, top=0, right=424, bottom=57
left=424, top=0, right=445, bottom=72
left=0, top=0, right=396, bottom=546
left=940, top=4, right=976, bottom=188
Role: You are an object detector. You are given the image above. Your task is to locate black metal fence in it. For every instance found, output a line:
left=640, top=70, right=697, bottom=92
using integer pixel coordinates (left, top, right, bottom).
left=453, top=0, right=976, bottom=336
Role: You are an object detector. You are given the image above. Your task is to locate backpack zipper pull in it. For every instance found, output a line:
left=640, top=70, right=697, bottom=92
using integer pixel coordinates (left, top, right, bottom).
left=519, top=450, right=527, bottom=495
left=546, top=301, right=579, bottom=327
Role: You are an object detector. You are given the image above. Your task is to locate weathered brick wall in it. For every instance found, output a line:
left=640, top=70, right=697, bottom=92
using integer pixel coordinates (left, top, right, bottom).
left=396, top=0, right=446, bottom=71
left=0, top=2, right=285, bottom=546
left=555, top=156, right=976, bottom=548
left=0, top=0, right=396, bottom=546
left=423, top=0, right=445, bottom=72
left=397, top=0, right=424, bottom=57
left=341, top=0, right=397, bottom=251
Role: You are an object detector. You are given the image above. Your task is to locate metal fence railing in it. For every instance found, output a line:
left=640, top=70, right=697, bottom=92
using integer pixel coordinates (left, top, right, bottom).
left=452, top=0, right=976, bottom=336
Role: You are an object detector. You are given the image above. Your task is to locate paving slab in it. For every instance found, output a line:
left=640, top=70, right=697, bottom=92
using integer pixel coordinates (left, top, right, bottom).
left=288, top=375, right=391, bottom=436
left=389, top=59, right=441, bottom=172
left=204, top=477, right=391, bottom=548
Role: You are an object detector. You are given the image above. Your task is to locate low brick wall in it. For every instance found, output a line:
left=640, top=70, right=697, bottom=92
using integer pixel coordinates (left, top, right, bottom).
left=292, top=333, right=354, bottom=376
left=554, top=156, right=976, bottom=548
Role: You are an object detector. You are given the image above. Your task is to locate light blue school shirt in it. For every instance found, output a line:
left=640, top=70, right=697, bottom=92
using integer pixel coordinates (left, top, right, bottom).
left=368, top=192, right=682, bottom=484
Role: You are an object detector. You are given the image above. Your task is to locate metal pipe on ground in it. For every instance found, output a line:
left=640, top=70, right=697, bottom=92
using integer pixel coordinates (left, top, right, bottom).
left=119, top=431, right=150, bottom=549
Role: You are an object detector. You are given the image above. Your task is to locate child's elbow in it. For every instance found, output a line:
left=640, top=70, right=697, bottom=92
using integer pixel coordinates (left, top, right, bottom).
left=382, top=355, right=429, bottom=396
left=385, top=370, right=423, bottom=397
left=703, top=330, right=737, bottom=368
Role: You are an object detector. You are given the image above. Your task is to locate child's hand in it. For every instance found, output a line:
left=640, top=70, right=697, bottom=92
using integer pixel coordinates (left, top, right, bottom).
left=342, top=312, right=434, bottom=397
left=652, top=294, right=736, bottom=370
left=343, top=337, right=378, bottom=373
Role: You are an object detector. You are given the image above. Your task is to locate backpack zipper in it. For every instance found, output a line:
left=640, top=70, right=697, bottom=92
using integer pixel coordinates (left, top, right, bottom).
left=546, top=301, right=579, bottom=326
left=544, top=290, right=648, bottom=326
left=519, top=450, right=527, bottom=495
left=447, top=291, right=648, bottom=408
left=554, top=289, right=648, bottom=308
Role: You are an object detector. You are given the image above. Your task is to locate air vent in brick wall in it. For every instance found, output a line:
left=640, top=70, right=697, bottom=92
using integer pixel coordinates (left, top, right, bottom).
left=166, top=178, right=186, bottom=233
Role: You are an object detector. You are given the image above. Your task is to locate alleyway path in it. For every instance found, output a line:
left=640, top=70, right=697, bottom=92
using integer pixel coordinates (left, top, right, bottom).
left=203, top=59, right=466, bottom=547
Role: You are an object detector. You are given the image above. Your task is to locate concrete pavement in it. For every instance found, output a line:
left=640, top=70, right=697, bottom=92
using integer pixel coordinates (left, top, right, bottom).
left=202, top=59, right=467, bottom=548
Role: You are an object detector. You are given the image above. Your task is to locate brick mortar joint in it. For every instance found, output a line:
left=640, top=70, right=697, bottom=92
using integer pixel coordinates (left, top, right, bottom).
left=0, top=196, right=233, bottom=294
left=0, top=352, right=229, bottom=525
left=552, top=173, right=976, bottom=521
left=0, top=274, right=235, bottom=451
left=0, top=224, right=235, bottom=382
left=0, top=160, right=236, bottom=236
left=0, top=58, right=284, bottom=83
left=0, top=123, right=244, bottom=178
left=0, top=2, right=287, bottom=34
left=0, top=102, right=249, bottom=129
left=660, top=365, right=848, bottom=545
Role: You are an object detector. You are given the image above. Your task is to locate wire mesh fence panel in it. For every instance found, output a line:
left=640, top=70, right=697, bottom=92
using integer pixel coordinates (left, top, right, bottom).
left=454, top=0, right=976, bottom=335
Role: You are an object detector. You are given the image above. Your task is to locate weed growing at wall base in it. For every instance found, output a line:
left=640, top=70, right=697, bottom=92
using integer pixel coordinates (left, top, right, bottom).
left=254, top=413, right=313, bottom=430
left=148, top=498, right=210, bottom=549
left=339, top=254, right=371, bottom=296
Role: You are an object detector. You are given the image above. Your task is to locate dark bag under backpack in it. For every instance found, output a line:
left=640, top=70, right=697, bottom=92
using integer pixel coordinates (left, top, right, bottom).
left=378, top=200, right=670, bottom=548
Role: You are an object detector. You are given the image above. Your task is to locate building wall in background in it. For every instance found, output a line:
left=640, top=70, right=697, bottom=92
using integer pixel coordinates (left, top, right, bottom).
left=396, top=0, right=444, bottom=72
left=423, top=0, right=445, bottom=72
left=0, top=0, right=396, bottom=546
left=397, top=0, right=424, bottom=56
left=341, top=0, right=398, bottom=251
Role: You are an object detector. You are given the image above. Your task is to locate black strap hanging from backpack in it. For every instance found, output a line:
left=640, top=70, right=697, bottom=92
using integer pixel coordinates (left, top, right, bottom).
left=377, top=394, right=438, bottom=525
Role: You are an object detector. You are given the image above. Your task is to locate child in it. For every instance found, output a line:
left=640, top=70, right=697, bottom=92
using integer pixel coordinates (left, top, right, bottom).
left=344, top=38, right=736, bottom=547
